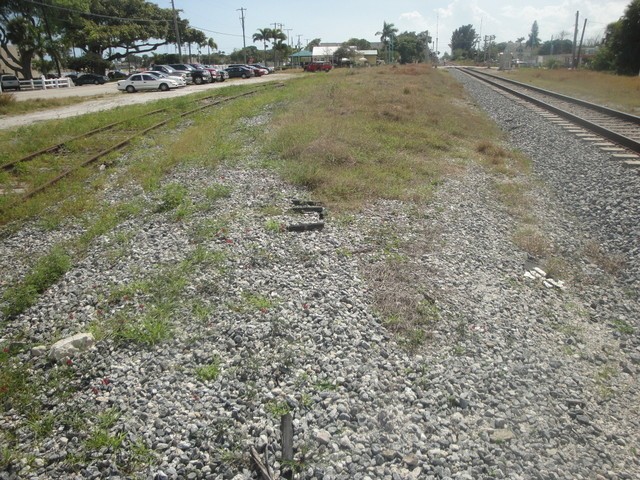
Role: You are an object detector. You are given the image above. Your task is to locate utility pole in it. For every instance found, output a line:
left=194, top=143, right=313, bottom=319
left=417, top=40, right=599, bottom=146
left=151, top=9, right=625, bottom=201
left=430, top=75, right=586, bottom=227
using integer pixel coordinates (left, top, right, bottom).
left=285, top=29, right=293, bottom=46
left=571, top=11, right=579, bottom=68
left=297, top=35, right=303, bottom=49
left=171, top=0, right=182, bottom=62
left=435, top=14, right=439, bottom=64
left=576, top=18, right=587, bottom=69
left=238, top=7, right=247, bottom=63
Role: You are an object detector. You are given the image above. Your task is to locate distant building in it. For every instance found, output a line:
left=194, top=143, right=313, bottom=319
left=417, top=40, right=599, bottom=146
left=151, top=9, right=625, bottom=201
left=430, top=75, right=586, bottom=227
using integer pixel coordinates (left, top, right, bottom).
left=310, top=44, right=377, bottom=65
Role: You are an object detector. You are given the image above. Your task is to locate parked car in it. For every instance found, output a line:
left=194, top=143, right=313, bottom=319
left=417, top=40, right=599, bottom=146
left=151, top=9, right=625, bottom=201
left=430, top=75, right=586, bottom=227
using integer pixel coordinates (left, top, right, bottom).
left=248, top=65, right=268, bottom=76
left=107, top=71, right=128, bottom=80
left=304, top=62, right=333, bottom=72
left=228, top=64, right=265, bottom=76
left=141, top=71, right=186, bottom=87
left=150, top=65, right=192, bottom=84
left=0, top=74, right=20, bottom=91
left=64, top=73, right=79, bottom=84
left=117, top=73, right=179, bottom=93
left=75, top=73, right=108, bottom=85
left=189, top=63, right=221, bottom=83
left=168, top=64, right=211, bottom=85
left=224, top=66, right=254, bottom=79
left=250, top=63, right=273, bottom=73
left=204, top=65, right=228, bottom=81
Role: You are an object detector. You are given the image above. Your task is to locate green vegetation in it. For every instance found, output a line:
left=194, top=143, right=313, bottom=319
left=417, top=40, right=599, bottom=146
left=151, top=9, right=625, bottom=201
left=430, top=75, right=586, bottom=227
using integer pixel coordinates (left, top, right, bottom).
left=265, top=400, right=292, bottom=417
left=1, top=246, right=71, bottom=318
left=154, top=183, right=189, bottom=213
left=264, top=218, right=283, bottom=233
left=196, top=357, right=222, bottom=382
left=496, top=69, right=640, bottom=115
left=266, top=65, right=496, bottom=210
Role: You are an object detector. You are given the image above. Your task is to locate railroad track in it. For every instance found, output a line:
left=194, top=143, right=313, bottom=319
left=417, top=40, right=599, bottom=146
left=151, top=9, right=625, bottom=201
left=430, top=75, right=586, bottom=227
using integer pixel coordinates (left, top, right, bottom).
left=457, top=67, right=640, bottom=163
left=0, top=89, right=262, bottom=212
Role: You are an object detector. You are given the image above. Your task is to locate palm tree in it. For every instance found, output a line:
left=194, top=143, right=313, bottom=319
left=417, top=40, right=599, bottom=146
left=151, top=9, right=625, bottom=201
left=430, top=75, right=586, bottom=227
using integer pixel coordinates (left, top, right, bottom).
left=253, top=28, right=272, bottom=64
left=376, top=21, right=398, bottom=63
left=207, top=38, right=217, bottom=61
left=270, top=28, right=287, bottom=66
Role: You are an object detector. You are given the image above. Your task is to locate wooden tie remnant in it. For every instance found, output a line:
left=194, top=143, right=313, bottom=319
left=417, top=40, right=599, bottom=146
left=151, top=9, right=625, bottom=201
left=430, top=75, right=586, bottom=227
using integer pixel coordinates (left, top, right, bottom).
left=287, top=199, right=325, bottom=232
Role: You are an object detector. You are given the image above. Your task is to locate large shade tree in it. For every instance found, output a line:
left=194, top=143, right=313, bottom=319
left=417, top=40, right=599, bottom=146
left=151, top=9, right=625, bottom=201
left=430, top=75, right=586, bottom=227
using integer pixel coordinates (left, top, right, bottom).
left=450, top=24, right=476, bottom=59
left=396, top=31, right=432, bottom=64
left=591, top=0, right=640, bottom=75
left=0, top=0, right=70, bottom=78
left=64, top=0, right=175, bottom=73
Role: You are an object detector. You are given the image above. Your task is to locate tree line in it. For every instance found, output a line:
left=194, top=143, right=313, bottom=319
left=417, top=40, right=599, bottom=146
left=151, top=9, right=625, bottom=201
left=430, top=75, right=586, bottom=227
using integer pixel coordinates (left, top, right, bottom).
left=0, top=0, right=213, bottom=79
left=447, top=0, right=639, bottom=75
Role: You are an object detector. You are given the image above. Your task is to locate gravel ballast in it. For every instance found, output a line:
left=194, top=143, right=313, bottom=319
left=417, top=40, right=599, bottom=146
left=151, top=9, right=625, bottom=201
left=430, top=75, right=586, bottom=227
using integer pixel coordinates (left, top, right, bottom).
left=1, top=72, right=639, bottom=479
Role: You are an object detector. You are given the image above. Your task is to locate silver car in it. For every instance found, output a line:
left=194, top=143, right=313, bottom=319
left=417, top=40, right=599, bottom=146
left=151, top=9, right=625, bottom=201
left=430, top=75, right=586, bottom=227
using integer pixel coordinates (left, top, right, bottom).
left=1, top=74, right=20, bottom=91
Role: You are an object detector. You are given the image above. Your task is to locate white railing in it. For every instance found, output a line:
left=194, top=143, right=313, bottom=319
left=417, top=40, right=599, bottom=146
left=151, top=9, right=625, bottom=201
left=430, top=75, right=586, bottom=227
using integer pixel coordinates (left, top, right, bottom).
left=18, top=78, right=73, bottom=90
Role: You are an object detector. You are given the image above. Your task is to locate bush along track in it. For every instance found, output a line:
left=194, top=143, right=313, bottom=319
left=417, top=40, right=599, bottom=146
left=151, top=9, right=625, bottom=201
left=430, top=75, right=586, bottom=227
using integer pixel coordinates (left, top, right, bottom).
left=0, top=66, right=639, bottom=479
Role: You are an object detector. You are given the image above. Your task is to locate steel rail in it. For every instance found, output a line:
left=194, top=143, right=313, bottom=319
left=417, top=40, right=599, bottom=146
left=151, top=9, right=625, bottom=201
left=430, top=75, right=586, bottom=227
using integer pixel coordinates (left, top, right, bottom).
left=0, top=108, right=168, bottom=171
left=458, top=68, right=640, bottom=154
left=1, top=88, right=266, bottom=213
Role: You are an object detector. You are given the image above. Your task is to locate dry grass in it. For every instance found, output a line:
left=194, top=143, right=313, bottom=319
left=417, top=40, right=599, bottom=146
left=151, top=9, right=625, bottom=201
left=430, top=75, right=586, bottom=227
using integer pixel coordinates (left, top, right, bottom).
left=476, top=140, right=530, bottom=176
left=512, top=226, right=553, bottom=258
left=267, top=65, right=498, bottom=210
left=498, top=68, right=640, bottom=115
left=493, top=180, right=531, bottom=216
left=582, top=240, right=626, bottom=275
left=0, top=94, right=108, bottom=116
left=368, top=259, right=439, bottom=350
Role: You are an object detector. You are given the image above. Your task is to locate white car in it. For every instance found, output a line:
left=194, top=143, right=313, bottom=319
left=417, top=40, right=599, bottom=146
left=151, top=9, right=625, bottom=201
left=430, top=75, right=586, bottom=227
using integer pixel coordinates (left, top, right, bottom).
left=117, top=73, right=179, bottom=93
left=141, top=71, right=186, bottom=87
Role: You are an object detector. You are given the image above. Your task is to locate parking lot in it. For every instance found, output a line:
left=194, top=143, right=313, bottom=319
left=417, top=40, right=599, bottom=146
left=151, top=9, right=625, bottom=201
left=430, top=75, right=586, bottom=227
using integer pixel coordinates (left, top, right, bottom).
left=0, top=72, right=297, bottom=130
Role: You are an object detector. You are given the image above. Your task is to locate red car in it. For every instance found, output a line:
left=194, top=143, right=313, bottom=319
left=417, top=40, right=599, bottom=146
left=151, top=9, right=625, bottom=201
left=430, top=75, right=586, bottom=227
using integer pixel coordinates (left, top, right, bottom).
left=304, top=62, right=333, bottom=72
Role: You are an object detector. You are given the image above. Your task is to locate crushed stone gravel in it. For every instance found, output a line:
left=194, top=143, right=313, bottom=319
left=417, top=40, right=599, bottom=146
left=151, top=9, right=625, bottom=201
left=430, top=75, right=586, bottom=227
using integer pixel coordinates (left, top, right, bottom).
left=0, top=70, right=638, bottom=480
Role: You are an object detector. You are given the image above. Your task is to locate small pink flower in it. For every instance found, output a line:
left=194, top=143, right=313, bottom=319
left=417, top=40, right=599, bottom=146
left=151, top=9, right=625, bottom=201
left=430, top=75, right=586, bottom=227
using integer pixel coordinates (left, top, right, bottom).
left=66, top=358, right=73, bottom=366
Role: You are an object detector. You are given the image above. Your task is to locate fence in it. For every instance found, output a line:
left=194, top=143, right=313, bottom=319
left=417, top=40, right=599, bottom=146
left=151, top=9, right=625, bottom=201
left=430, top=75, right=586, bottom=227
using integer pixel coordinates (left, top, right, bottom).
left=18, top=77, right=73, bottom=90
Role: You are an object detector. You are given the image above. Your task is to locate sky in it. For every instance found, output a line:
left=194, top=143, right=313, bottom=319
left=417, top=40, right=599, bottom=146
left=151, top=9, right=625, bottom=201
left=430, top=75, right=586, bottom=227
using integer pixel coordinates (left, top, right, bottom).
left=150, top=0, right=630, bottom=56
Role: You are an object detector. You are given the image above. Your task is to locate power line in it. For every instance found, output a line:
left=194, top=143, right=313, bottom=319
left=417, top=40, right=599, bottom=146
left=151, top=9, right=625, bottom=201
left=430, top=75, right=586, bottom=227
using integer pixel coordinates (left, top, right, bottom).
left=22, top=0, right=169, bottom=24
left=23, top=0, right=244, bottom=39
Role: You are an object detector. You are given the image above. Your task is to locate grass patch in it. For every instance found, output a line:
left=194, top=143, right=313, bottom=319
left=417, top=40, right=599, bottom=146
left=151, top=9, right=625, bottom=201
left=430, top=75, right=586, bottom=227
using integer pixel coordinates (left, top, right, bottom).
left=154, top=183, right=189, bottom=213
left=512, top=226, right=552, bottom=258
left=195, top=356, right=222, bottom=382
left=265, top=65, right=495, bottom=210
left=264, top=218, right=283, bottom=233
left=611, top=319, right=635, bottom=335
left=265, top=400, right=292, bottom=417
left=1, top=245, right=72, bottom=318
left=0, top=94, right=108, bottom=116
left=582, top=240, right=626, bottom=275
left=496, top=68, right=640, bottom=115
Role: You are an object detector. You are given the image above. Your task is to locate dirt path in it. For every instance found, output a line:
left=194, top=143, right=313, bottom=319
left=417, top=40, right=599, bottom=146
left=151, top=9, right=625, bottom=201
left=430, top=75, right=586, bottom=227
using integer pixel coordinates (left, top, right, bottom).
left=0, top=73, right=297, bottom=131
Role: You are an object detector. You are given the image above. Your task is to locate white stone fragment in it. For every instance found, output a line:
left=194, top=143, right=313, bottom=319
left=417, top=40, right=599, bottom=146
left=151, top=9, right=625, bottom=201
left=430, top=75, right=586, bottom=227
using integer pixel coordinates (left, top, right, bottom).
left=534, top=267, right=547, bottom=277
left=48, top=332, right=95, bottom=362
